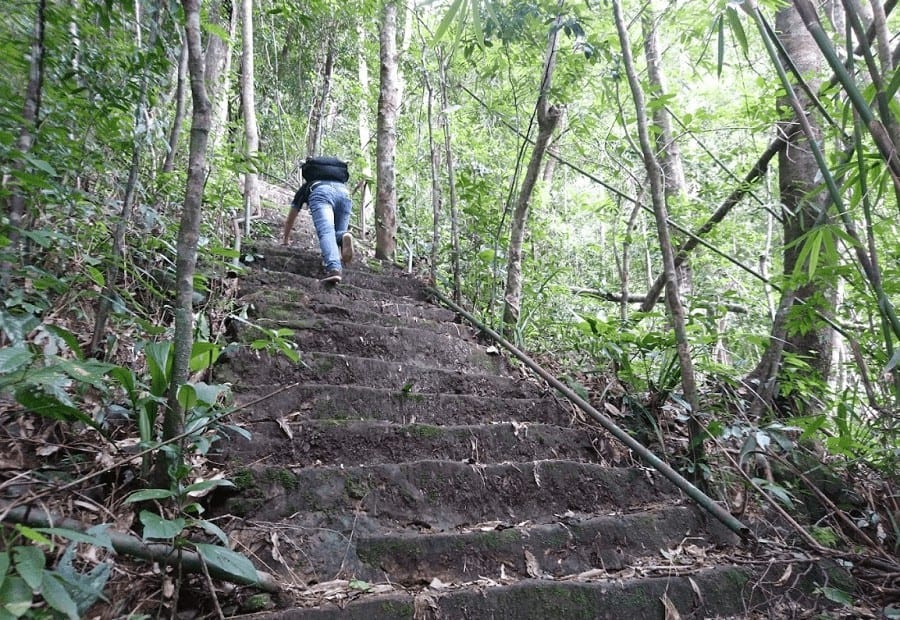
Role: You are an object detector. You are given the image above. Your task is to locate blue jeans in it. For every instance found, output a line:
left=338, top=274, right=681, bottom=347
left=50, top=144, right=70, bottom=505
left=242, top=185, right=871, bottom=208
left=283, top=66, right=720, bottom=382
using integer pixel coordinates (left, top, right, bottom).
left=307, top=182, right=352, bottom=272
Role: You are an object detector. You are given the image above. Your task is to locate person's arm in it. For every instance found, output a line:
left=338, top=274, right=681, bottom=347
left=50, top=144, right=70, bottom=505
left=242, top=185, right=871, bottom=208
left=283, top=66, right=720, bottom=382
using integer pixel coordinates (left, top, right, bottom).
left=282, top=207, right=299, bottom=245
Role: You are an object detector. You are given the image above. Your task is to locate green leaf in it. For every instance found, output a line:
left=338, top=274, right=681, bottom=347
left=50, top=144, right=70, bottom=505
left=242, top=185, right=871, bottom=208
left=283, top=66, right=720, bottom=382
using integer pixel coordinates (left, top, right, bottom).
left=0, top=551, right=9, bottom=589
left=44, top=326, right=84, bottom=360
left=124, top=488, right=177, bottom=503
left=189, top=342, right=221, bottom=372
left=13, top=546, right=45, bottom=590
left=84, top=265, right=105, bottom=287
left=13, top=525, right=52, bottom=547
left=0, top=575, right=32, bottom=617
left=177, top=383, right=197, bottom=411
left=194, top=543, right=258, bottom=584
left=196, top=520, right=229, bottom=546
left=725, top=6, right=748, bottom=56
left=14, top=386, right=97, bottom=428
left=434, top=0, right=464, bottom=43
left=40, top=572, right=79, bottom=620
left=820, top=586, right=853, bottom=606
left=144, top=341, right=172, bottom=397
left=0, top=346, right=33, bottom=374
left=192, top=382, right=228, bottom=406
left=716, top=15, right=724, bottom=78
left=183, top=479, right=235, bottom=496
left=35, top=527, right=113, bottom=551
left=139, top=511, right=185, bottom=541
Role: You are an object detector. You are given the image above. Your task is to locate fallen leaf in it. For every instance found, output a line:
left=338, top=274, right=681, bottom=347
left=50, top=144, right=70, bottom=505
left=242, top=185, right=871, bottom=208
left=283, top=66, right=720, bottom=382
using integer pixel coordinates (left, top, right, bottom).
left=661, top=593, right=681, bottom=620
left=428, top=577, right=447, bottom=590
left=774, top=564, right=792, bottom=587
left=276, top=417, right=293, bottom=439
left=688, top=576, right=703, bottom=605
left=524, top=550, right=541, bottom=578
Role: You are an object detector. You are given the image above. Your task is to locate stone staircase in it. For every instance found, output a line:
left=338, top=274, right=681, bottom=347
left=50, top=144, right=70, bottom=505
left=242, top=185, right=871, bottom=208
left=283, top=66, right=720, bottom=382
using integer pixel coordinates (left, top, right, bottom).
left=211, top=222, right=835, bottom=619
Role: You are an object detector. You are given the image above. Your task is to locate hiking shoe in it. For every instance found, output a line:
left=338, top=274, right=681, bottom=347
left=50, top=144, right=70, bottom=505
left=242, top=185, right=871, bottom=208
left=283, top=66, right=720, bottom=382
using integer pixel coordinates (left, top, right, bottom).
left=321, top=270, right=342, bottom=284
left=341, top=232, right=354, bottom=266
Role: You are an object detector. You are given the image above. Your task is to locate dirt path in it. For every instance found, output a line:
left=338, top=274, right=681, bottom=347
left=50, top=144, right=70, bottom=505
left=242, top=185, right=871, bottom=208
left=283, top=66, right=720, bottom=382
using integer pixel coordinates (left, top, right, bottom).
left=212, top=200, right=837, bottom=618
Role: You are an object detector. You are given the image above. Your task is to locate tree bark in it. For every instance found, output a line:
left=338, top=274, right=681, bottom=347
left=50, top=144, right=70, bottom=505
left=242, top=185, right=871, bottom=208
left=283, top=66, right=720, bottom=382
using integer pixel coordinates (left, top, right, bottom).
left=746, top=3, right=835, bottom=413
left=91, top=2, right=161, bottom=357
left=356, top=21, right=374, bottom=239
left=642, top=11, right=691, bottom=298
left=612, top=0, right=704, bottom=469
left=162, top=38, right=189, bottom=175
left=438, top=53, right=461, bottom=303
left=2, top=0, right=46, bottom=265
left=375, top=1, right=400, bottom=261
left=161, top=0, right=211, bottom=457
left=306, top=33, right=335, bottom=157
left=241, top=0, right=260, bottom=228
left=205, top=0, right=236, bottom=155
left=501, top=13, right=564, bottom=338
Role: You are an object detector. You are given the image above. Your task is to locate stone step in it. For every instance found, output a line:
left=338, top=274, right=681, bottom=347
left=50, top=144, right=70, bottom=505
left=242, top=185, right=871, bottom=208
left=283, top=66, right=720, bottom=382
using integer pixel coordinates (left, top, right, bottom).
left=352, top=504, right=733, bottom=584
left=228, top=383, right=574, bottom=427
left=263, top=319, right=500, bottom=375
left=246, top=245, right=429, bottom=300
left=245, top=559, right=837, bottom=619
left=217, top=350, right=546, bottom=399
left=225, top=460, right=679, bottom=530
left=239, top=270, right=458, bottom=325
left=221, top=419, right=605, bottom=468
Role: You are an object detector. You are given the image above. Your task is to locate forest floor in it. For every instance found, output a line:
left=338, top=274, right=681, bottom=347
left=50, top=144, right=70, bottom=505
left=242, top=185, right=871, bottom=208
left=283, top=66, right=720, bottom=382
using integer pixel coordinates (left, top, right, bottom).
left=0, top=183, right=892, bottom=619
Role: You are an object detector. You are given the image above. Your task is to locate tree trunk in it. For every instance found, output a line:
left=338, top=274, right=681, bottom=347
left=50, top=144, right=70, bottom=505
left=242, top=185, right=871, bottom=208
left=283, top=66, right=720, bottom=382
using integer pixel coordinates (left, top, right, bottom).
left=375, top=1, right=399, bottom=261
left=205, top=0, right=236, bottom=155
left=642, top=11, right=691, bottom=298
left=241, top=0, right=260, bottom=228
left=160, top=0, right=211, bottom=463
left=356, top=21, right=373, bottom=239
left=438, top=53, right=462, bottom=303
left=422, top=55, right=441, bottom=285
left=91, top=2, right=161, bottom=357
left=612, top=0, right=703, bottom=469
left=306, top=33, right=335, bottom=157
left=747, top=3, right=835, bottom=413
left=162, top=38, right=189, bottom=175
left=2, top=0, right=46, bottom=268
left=501, top=14, right=564, bottom=338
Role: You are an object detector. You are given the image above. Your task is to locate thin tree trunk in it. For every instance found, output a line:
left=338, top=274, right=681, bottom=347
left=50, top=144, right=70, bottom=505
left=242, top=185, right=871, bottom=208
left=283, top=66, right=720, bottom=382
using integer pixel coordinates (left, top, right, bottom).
left=375, top=1, right=399, bottom=261
left=745, top=2, right=835, bottom=412
left=612, top=0, right=703, bottom=469
left=357, top=21, right=373, bottom=238
left=2, top=0, right=46, bottom=266
left=241, top=0, right=260, bottom=229
left=306, top=33, right=335, bottom=156
left=162, top=38, right=189, bottom=175
left=642, top=10, right=691, bottom=297
left=422, top=55, right=441, bottom=285
left=160, top=0, right=211, bottom=463
left=438, top=54, right=461, bottom=303
left=91, top=2, right=161, bottom=357
left=501, top=13, right=564, bottom=338
left=205, top=0, right=236, bottom=155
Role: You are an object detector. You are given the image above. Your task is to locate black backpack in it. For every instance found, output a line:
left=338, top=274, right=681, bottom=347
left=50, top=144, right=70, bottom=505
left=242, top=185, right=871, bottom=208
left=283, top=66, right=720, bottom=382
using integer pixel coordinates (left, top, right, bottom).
left=292, top=156, right=349, bottom=209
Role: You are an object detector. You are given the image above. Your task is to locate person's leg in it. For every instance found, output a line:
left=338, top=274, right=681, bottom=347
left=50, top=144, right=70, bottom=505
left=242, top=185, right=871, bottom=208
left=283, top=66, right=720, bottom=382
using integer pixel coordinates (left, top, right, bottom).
left=308, top=185, right=342, bottom=273
left=333, top=188, right=354, bottom=265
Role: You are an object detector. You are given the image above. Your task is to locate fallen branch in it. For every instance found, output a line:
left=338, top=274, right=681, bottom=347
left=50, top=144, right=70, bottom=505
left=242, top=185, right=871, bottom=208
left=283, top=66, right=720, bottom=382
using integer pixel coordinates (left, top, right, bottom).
left=1, top=503, right=281, bottom=593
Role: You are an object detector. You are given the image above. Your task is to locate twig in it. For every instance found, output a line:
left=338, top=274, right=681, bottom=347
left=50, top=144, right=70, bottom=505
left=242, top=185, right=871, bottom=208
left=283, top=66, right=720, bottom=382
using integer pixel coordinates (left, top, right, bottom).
left=198, top=553, right=227, bottom=620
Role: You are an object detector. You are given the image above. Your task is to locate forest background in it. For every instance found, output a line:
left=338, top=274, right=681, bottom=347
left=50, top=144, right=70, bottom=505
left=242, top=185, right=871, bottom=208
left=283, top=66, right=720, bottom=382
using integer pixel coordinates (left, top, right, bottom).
left=0, top=0, right=898, bottom=616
